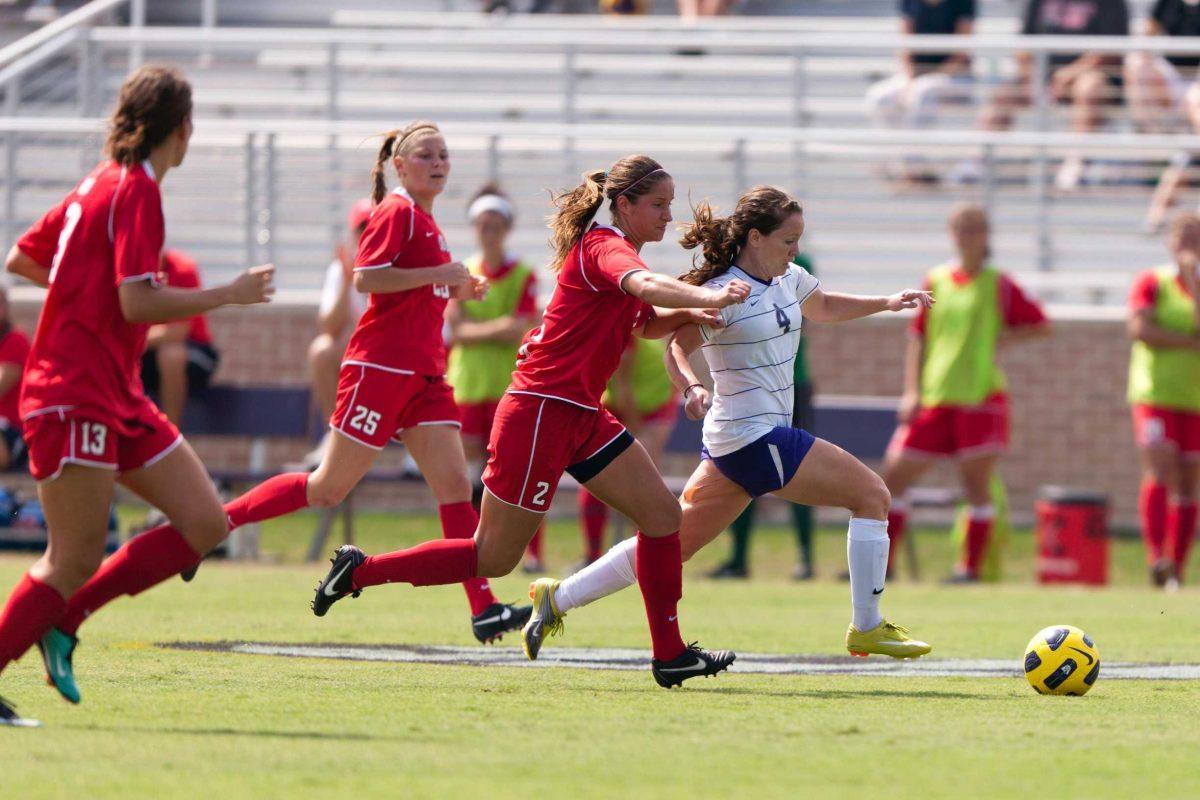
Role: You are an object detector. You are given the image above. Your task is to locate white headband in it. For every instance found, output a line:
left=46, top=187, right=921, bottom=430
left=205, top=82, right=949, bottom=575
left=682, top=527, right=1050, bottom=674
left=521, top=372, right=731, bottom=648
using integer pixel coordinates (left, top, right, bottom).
left=468, top=194, right=514, bottom=222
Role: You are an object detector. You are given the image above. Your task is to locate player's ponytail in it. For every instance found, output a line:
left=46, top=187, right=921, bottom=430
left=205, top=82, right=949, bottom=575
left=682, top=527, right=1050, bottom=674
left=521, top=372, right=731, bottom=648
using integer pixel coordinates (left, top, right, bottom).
left=679, top=186, right=802, bottom=286
left=104, top=65, right=192, bottom=165
left=547, top=155, right=669, bottom=272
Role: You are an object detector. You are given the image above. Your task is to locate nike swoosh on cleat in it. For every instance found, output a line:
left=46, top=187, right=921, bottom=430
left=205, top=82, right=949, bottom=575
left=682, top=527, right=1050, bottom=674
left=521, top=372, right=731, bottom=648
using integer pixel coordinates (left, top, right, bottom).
left=659, top=658, right=709, bottom=674
left=1068, top=646, right=1095, bottom=666
left=474, top=613, right=507, bottom=627
left=872, top=588, right=884, bottom=595
left=323, top=561, right=353, bottom=597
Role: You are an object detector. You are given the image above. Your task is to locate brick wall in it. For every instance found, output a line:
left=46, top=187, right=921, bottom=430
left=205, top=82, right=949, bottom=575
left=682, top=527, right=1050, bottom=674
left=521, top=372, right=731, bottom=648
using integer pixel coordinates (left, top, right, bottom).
left=8, top=299, right=1144, bottom=526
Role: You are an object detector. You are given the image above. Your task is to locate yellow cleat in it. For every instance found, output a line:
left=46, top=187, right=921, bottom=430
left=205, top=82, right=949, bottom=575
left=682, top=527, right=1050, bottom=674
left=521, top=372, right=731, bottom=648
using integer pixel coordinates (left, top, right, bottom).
left=846, top=620, right=932, bottom=660
left=522, top=577, right=566, bottom=661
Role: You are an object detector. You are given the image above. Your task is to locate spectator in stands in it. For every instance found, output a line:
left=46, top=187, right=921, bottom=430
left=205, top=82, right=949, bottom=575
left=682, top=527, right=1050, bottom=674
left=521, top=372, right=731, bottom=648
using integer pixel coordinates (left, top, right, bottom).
left=979, top=0, right=1129, bottom=189
left=677, top=0, right=736, bottom=17
left=1125, top=1, right=1200, bottom=232
left=601, top=0, right=648, bottom=13
left=882, top=204, right=1048, bottom=583
left=1127, top=212, right=1200, bottom=590
left=0, top=285, right=30, bottom=471
left=568, top=337, right=678, bottom=573
left=865, top=0, right=976, bottom=183
left=304, top=200, right=371, bottom=466
left=141, top=250, right=221, bottom=427
left=710, top=253, right=817, bottom=580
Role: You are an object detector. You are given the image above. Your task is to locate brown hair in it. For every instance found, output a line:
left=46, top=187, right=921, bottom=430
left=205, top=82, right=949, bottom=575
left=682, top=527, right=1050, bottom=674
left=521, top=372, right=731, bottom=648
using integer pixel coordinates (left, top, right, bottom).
left=547, top=154, right=668, bottom=271
left=104, top=65, right=192, bottom=165
left=1169, top=211, right=1200, bottom=240
left=678, top=185, right=802, bottom=286
left=370, top=120, right=442, bottom=205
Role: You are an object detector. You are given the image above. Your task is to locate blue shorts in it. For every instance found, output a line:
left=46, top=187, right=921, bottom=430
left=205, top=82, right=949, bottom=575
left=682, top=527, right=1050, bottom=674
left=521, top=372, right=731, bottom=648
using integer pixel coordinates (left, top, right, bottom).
left=702, top=426, right=816, bottom=498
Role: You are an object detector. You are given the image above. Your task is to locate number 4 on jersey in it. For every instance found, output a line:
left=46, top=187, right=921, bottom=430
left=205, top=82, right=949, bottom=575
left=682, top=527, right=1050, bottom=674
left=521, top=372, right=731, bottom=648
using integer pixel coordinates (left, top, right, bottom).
left=773, top=303, right=791, bottom=333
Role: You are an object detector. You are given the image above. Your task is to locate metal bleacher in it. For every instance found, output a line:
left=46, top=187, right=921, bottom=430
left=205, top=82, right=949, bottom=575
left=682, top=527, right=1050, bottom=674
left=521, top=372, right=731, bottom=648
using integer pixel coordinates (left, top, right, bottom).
left=0, top=0, right=1189, bottom=305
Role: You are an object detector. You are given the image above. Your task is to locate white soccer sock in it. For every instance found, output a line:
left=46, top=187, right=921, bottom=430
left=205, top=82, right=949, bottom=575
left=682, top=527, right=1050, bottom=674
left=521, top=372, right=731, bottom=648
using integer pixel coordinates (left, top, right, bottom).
left=554, top=537, right=638, bottom=614
left=847, top=517, right=889, bottom=632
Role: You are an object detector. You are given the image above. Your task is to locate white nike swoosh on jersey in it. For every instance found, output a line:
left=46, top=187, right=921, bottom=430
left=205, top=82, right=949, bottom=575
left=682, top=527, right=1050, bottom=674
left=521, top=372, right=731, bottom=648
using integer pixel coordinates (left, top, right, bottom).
left=323, top=560, right=354, bottom=596
left=425, top=231, right=435, bottom=237
left=659, top=658, right=709, bottom=673
left=475, top=608, right=512, bottom=627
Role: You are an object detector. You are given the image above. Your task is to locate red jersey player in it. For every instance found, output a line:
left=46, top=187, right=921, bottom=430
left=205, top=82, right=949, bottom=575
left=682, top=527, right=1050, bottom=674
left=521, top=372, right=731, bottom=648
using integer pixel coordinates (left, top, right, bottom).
left=309, top=155, right=751, bottom=689
left=190, top=120, right=531, bottom=644
left=0, top=286, right=32, bottom=471
left=0, top=66, right=274, bottom=727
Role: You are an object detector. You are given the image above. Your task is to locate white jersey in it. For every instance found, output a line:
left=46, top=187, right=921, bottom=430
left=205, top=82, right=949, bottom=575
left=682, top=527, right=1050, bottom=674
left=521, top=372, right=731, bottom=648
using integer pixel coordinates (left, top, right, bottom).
left=699, top=264, right=820, bottom=457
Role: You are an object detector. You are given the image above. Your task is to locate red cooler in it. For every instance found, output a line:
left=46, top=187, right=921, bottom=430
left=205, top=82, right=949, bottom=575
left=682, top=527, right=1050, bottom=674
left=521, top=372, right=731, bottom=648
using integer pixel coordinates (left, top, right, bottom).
left=1035, top=486, right=1109, bottom=586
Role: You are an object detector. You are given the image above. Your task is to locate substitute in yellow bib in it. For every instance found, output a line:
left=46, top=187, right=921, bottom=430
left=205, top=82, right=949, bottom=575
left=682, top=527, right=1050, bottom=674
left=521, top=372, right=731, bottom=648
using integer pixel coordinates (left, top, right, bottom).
left=446, top=184, right=540, bottom=506
left=883, top=204, right=1049, bottom=582
left=1128, top=212, right=1200, bottom=589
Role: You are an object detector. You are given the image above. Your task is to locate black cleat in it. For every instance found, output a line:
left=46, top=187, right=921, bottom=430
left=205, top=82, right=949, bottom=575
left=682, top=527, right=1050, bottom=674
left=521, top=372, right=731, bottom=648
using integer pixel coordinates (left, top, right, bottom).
left=180, top=561, right=200, bottom=583
left=471, top=602, right=532, bottom=644
left=0, top=695, right=40, bottom=728
left=651, top=642, right=737, bottom=689
left=311, top=545, right=366, bottom=617
left=707, top=562, right=748, bottom=580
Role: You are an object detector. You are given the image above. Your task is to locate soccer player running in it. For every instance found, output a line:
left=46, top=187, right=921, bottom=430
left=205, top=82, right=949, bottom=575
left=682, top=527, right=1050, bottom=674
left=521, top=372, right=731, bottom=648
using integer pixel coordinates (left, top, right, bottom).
left=1128, top=212, right=1200, bottom=590
left=309, top=155, right=750, bottom=688
left=0, top=66, right=275, bottom=726
left=882, top=203, right=1048, bottom=583
left=521, top=186, right=934, bottom=662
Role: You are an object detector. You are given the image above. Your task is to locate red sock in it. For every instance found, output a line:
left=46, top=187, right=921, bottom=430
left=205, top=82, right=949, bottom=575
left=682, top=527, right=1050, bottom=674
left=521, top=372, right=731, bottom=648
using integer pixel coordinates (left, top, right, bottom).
left=580, top=489, right=608, bottom=562
left=1168, top=502, right=1198, bottom=579
left=886, top=508, right=907, bottom=573
left=0, top=574, right=66, bottom=673
left=352, top=538, right=478, bottom=590
left=525, top=525, right=543, bottom=562
left=963, top=515, right=992, bottom=578
left=439, top=501, right=496, bottom=616
left=635, top=531, right=686, bottom=661
left=59, top=525, right=200, bottom=635
left=1140, top=480, right=1168, bottom=564
left=225, top=472, right=310, bottom=529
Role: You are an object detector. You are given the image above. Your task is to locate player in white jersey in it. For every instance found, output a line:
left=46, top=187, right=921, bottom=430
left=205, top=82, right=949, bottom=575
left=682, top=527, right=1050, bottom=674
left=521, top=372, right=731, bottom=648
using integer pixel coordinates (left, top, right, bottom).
left=522, top=186, right=935, bottom=663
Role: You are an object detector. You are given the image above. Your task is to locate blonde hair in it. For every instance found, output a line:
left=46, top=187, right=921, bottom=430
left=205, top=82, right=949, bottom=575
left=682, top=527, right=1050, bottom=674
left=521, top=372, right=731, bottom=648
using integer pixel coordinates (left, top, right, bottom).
left=547, top=154, right=667, bottom=271
left=678, top=186, right=802, bottom=286
left=370, top=120, right=442, bottom=205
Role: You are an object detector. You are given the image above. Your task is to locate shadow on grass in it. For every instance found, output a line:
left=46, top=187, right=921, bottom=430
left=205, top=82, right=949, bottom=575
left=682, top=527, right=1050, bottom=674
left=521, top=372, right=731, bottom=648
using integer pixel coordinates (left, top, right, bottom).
left=576, top=685, right=984, bottom=701
left=63, top=723, right=412, bottom=743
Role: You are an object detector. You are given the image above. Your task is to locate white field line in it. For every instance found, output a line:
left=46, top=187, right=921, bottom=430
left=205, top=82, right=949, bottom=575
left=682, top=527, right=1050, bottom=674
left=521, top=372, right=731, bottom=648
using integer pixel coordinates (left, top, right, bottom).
left=165, top=642, right=1200, bottom=681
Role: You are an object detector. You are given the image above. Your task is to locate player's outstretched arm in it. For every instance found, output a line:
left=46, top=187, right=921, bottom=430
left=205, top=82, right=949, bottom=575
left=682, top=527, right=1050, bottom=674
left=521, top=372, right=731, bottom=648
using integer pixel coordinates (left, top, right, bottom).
left=5, top=246, right=50, bottom=288
left=664, top=325, right=711, bottom=421
left=801, top=287, right=933, bottom=323
left=638, top=306, right=724, bottom=339
left=119, top=264, right=275, bottom=324
left=622, top=270, right=750, bottom=310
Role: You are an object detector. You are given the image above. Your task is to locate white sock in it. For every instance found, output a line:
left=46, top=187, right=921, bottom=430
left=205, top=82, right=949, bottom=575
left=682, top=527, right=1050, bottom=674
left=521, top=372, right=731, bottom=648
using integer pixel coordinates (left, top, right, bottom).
left=554, top=537, right=638, bottom=614
left=847, top=517, right=888, bottom=632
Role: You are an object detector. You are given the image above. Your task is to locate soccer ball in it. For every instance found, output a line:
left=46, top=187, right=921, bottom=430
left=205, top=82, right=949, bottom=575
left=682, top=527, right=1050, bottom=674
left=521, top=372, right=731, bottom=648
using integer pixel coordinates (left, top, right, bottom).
left=1023, top=625, right=1100, bottom=696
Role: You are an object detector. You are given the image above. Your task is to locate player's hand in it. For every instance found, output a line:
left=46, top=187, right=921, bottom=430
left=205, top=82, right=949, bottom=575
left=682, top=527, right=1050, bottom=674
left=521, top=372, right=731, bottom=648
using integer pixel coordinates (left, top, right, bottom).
left=437, top=261, right=472, bottom=285
left=886, top=289, right=934, bottom=312
left=688, top=308, right=724, bottom=328
left=708, top=279, right=751, bottom=308
left=898, top=392, right=920, bottom=425
left=227, top=264, right=276, bottom=305
left=684, top=385, right=712, bottom=421
left=464, top=274, right=489, bottom=301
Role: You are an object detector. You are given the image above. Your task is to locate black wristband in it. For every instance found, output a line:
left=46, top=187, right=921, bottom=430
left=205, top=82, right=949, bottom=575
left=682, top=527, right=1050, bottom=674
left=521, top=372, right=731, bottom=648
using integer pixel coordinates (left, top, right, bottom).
left=683, top=383, right=703, bottom=400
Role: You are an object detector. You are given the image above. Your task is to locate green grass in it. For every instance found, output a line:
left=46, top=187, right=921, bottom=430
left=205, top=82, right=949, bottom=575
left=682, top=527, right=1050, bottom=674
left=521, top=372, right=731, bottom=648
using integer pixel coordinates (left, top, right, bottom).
left=1, top=512, right=1197, bottom=799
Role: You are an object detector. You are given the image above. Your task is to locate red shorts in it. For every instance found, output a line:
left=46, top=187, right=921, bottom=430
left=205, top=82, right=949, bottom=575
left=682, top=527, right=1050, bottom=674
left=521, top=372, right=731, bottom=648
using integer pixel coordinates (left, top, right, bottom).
left=482, top=392, right=632, bottom=512
left=1132, top=404, right=1200, bottom=458
left=889, top=394, right=1009, bottom=460
left=459, top=399, right=502, bottom=442
left=330, top=364, right=461, bottom=450
left=23, top=403, right=182, bottom=482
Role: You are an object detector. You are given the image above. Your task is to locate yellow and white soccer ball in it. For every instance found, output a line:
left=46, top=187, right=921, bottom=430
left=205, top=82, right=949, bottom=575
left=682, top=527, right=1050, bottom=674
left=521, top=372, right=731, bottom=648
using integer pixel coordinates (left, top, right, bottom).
left=1023, top=625, right=1100, bottom=696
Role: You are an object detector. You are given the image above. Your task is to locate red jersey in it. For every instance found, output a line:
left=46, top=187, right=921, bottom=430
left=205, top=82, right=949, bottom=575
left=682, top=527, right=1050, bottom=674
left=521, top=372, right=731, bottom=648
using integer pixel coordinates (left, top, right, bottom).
left=508, top=225, right=654, bottom=410
left=17, top=160, right=165, bottom=433
left=0, top=327, right=31, bottom=428
left=345, top=188, right=452, bottom=376
left=161, top=250, right=213, bottom=346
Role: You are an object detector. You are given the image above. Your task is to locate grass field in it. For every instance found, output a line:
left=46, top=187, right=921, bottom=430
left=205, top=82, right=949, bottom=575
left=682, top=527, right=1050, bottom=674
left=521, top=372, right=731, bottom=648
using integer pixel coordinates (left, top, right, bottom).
left=1, top=512, right=1197, bottom=799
